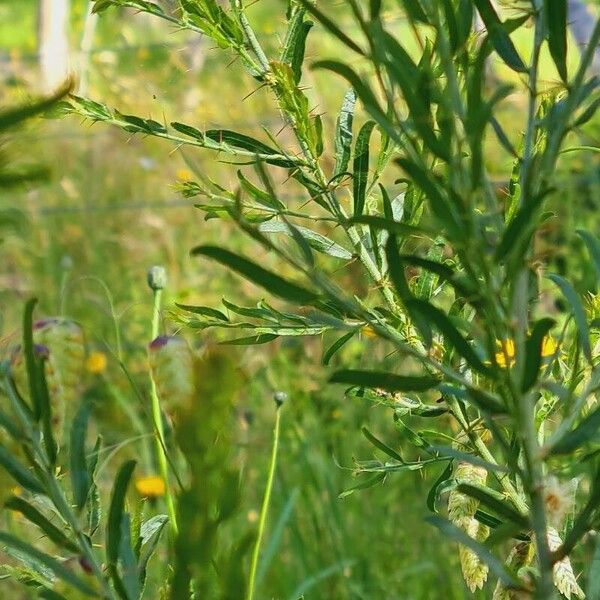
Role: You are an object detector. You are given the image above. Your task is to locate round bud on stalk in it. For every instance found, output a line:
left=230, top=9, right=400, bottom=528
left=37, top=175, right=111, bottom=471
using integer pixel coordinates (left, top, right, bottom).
left=148, top=336, right=195, bottom=408
left=273, top=391, right=288, bottom=407
left=147, top=265, right=167, bottom=291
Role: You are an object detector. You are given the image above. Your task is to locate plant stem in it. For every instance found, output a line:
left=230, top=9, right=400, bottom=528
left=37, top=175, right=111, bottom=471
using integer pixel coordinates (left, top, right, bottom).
left=148, top=288, right=179, bottom=537
left=246, top=403, right=282, bottom=600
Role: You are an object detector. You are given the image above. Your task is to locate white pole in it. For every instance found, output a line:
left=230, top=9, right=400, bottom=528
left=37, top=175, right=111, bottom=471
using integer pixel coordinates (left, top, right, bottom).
left=38, top=0, right=70, bottom=93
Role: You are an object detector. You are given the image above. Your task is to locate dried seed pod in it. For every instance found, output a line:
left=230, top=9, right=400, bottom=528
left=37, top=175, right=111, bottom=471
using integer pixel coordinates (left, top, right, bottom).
left=458, top=516, right=489, bottom=593
left=448, top=462, right=490, bottom=591
left=448, top=462, right=487, bottom=522
left=148, top=336, right=195, bottom=408
left=547, top=527, right=585, bottom=599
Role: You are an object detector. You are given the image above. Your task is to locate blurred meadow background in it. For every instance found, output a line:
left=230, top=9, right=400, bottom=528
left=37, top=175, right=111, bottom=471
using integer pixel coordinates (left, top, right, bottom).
left=1, top=1, right=600, bottom=598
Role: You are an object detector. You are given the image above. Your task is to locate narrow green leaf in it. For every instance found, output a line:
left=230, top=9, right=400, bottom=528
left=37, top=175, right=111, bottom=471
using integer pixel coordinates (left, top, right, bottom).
left=322, top=331, right=356, bottom=366
left=258, top=221, right=353, bottom=260
left=280, top=8, right=312, bottom=84
left=547, top=274, right=592, bottom=362
left=588, top=534, right=600, bottom=600
left=0, top=532, right=98, bottom=596
left=330, top=369, right=439, bottom=392
left=425, top=516, right=521, bottom=588
left=204, top=130, right=296, bottom=168
left=545, top=0, right=567, bottom=82
left=395, top=158, right=461, bottom=238
left=4, top=496, right=78, bottom=553
left=361, top=427, right=403, bottom=461
left=427, top=460, right=454, bottom=513
left=106, top=460, right=136, bottom=568
left=348, top=215, right=430, bottom=238
left=0, top=81, right=71, bottom=130
left=395, top=0, right=429, bottom=24
left=338, top=473, right=385, bottom=499
left=70, top=402, right=92, bottom=511
left=221, top=333, right=279, bottom=345
left=0, top=443, right=45, bottom=494
left=311, top=61, right=396, bottom=143
left=176, top=303, right=229, bottom=322
left=473, top=0, right=526, bottom=72
left=456, top=483, right=529, bottom=528
left=522, top=318, right=555, bottom=392
left=385, top=236, right=432, bottom=346
left=23, top=298, right=41, bottom=420
left=577, top=229, right=600, bottom=283
left=353, top=121, right=376, bottom=218
left=298, top=0, right=365, bottom=56
left=38, top=360, right=57, bottom=466
left=138, top=515, right=168, bottom=586
left=550, top=404, right=600, bottom=455
left=409, top=299, right=490, bottom=374
left=191, top=245, right=318, bottom=304
left=334, top=89, right=357, bottom=177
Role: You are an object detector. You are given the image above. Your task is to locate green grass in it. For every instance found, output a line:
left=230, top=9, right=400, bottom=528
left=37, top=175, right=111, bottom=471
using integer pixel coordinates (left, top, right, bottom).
left=1, top=2, right=600, bottom=598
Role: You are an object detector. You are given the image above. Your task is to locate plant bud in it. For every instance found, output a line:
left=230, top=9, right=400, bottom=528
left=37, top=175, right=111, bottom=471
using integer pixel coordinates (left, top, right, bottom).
left=273, top=391, right=287, bottom=407
left=33, top=318, right=85, bottom=407
left=148, top=336, right=195, bottom=408
left=147, top=266, right=167, bottom=291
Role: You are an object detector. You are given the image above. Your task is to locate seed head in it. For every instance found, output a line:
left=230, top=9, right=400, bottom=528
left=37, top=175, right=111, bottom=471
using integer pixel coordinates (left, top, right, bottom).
left=147, top=265, right=167, bottom=291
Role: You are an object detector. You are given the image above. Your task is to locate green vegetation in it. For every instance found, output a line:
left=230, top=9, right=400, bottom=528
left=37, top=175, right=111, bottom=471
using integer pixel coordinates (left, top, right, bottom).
left=1, top=1, right=600, bottom=598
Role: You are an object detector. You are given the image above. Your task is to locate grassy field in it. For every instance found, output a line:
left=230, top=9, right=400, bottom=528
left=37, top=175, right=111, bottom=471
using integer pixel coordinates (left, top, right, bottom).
left=1, top=1, right=600, bottom=598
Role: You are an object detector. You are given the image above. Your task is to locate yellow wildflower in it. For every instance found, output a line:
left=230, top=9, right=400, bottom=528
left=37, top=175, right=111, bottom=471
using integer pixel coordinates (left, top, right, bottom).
left=494, top=336, right=558, bottom=368
left=86, top=352, right=107, bottom=375
left=495, top=339, right=515, bottom=368
left=176, top=168, right=193, bottom=181
left=541, top=336, right=558, bottom=358
left=135, top=475, right=166, bottom=499
left=362, top=325, right=378, bottom=339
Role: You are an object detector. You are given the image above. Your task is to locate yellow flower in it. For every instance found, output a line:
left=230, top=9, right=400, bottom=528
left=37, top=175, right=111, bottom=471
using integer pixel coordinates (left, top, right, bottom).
left=494, top=339, right=515, bottom=368
left=541, top=336, right=558, bottom=358
left=362, top=325, right=377, bottom=338
left=86, top=352, right=107, bottom=375
left=135, top=475, right=165, bottom=499
left=176, top=168, right=193, bottom=181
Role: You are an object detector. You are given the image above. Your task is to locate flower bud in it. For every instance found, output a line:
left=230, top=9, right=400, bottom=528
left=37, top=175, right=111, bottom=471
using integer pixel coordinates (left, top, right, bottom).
left=148, top=336, right=195, bottom=407
left=273, top=391, right=287, bottom=407
left=33, top=318, right=85, bottom=407
left=147, top=266, right=167, bottom=291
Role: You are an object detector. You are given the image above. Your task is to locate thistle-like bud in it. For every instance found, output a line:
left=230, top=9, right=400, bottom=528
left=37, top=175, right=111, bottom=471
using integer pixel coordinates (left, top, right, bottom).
left=148, top=336, right=195, bottom=408
left=147, top=266, right=167, bottom=291
left=273, top=391, right=288, bottom=407
left=32, top=318, right=85, bottom=407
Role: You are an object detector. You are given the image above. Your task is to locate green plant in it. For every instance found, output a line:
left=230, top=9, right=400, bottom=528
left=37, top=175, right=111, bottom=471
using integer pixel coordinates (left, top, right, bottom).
left=0, top=300, right=168, bottom=599
left=55, top=0, right=600, bottom=597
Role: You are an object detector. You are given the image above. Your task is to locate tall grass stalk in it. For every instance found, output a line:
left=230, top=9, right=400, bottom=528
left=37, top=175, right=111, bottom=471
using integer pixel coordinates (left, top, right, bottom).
left=247, top=396, right=284, bottom=600
left=148, top=282, right=179, bottom=537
